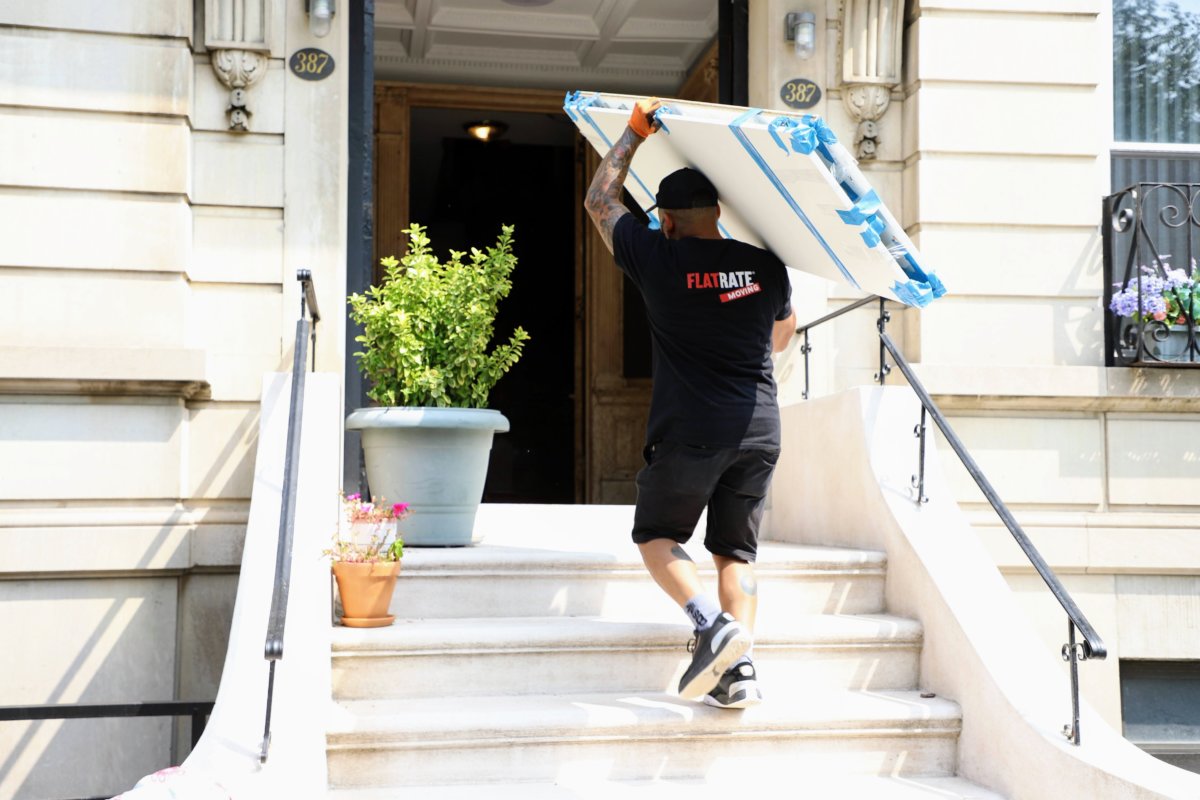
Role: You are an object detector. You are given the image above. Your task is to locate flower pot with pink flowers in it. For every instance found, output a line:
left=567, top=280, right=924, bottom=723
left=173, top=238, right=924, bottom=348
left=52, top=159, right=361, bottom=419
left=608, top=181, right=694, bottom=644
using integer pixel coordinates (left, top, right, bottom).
left=325, top=493, right=411, bottom=628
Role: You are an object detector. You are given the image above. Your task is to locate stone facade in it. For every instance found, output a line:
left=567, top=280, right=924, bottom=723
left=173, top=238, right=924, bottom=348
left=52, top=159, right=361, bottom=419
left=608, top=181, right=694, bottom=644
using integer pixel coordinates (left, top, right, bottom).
left=753, top=0, right=1200, bottom=737
left=0, top=1, right=347, bottom=797
left=0, top=0, right=1196, bottom=796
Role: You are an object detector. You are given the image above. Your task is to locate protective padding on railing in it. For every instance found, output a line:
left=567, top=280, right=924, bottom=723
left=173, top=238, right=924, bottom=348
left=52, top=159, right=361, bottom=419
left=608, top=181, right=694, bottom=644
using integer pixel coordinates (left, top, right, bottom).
left=565, top=91, right=947, bottom=308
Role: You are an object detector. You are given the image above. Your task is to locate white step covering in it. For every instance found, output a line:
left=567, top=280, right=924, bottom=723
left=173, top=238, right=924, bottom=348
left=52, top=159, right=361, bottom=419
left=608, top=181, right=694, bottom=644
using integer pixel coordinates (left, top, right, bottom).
left=564, top=91, right=946, bottom=307
left=330, top=613, right=922, bottom=697
left=328, top=774, right=1005, bottom=799
left=326, top=689, right=961, bottom=786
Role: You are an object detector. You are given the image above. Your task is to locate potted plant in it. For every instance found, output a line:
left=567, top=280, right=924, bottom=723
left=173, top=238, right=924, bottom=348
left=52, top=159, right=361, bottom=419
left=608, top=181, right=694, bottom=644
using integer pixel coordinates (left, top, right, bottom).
left=1108, top=263, right=1199, bottom=361
left=346, top=223, right=529, bottom=546
left=326, top=493, right=410, bottom=628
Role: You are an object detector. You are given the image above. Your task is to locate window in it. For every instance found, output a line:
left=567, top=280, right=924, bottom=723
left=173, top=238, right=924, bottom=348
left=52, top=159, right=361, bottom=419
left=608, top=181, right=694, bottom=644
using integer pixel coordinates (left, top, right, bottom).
left=1112, top=0, right=1200, bottom=187
left=1120, top=660, right=1200, bottom=774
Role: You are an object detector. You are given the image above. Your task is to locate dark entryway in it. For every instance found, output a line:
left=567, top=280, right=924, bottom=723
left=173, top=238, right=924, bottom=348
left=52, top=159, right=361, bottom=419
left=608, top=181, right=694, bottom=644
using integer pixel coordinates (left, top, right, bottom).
left=408, top=107, right=577, bottom=503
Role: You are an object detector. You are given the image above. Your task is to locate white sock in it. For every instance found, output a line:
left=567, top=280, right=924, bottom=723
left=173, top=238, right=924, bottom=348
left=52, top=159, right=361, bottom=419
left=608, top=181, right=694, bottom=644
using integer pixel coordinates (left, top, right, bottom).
left=733, top=648, right=754, bottom=669
left=684, top=594, right=723, bottom=631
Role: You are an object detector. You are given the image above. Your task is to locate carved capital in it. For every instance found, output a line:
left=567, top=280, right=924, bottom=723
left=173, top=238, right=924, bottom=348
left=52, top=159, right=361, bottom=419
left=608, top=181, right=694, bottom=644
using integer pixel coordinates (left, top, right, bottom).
left=211, top=49, right=268, bottom=132
left=842, top=83, right=891, bottom=161
left=212, top=48, right=269, bottom=90
left=842, top=82, right=891, bottom=125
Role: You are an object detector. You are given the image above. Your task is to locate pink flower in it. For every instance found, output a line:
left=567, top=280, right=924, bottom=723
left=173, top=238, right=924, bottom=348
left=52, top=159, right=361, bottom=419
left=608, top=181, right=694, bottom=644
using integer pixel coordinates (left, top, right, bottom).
left=346, top=493, right=361, bottom=502
left=1154, top=311, right=1167, bottom=321
left=393, top=502, right=409, bottom=515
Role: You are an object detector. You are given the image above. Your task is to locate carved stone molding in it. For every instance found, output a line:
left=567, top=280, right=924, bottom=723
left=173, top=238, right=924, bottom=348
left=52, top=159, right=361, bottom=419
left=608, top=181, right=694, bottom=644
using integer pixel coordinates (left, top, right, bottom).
left=205, top=0, right=271, bottom=132
left=842, top=83, right=891, bottom=160
left=840, top=0, right=904, bottom=160
left=211, top=49, right=269, bottom=131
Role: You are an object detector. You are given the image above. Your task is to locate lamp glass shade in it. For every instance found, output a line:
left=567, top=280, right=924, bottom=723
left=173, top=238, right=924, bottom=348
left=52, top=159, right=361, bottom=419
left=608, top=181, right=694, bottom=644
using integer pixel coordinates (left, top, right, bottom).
left=792, top=12, right=816, bottom=59
left=310, top=0, right=334, bottom=37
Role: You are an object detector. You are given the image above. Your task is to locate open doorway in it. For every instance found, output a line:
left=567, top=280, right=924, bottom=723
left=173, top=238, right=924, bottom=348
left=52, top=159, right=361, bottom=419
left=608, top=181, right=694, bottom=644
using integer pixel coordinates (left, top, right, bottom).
left=406, top=107, right=577, bottom=503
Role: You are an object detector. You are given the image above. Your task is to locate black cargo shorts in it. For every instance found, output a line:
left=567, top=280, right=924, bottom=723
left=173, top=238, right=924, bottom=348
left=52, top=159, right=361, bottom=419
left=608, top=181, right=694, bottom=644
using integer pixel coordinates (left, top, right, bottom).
left=631, top=440, right=780, bottom=563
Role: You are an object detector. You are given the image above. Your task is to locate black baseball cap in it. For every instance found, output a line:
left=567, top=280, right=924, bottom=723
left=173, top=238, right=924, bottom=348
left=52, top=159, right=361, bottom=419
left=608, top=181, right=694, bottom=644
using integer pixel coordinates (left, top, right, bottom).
left=651, top=167, right=718, bottom=211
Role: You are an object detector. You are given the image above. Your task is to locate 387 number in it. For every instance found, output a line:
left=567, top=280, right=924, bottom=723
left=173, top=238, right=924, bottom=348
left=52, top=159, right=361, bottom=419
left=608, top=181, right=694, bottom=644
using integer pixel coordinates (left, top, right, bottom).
left=780, top=79, right=821, bottom=109
left=289, top=48, right=335, bottom=81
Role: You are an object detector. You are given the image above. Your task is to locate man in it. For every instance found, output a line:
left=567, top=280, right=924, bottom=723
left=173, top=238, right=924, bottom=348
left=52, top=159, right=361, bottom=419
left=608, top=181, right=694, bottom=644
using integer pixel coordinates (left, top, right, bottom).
left=584, top=98, right=796, bottom=709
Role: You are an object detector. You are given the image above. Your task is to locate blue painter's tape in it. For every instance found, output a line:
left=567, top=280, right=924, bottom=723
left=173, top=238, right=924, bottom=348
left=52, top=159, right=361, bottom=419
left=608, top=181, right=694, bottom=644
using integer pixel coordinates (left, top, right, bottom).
left=728, top=109, right=860, bottom=290
left=926, top=271, right=948, bottom=298
left=717, top=220, right=732, bottom=239
left=654, top=105, right=675, bottom=134
left=648, top=214, right=661, bottom=230
left=857, top=213, right=887, bottom=248
left=836, top=189, right=882, bottom=226
left=767, top=117, right=797, bottom=155
left=891, top=279, right=936, bottom=308
left=788, top=114, right=839, bottom=162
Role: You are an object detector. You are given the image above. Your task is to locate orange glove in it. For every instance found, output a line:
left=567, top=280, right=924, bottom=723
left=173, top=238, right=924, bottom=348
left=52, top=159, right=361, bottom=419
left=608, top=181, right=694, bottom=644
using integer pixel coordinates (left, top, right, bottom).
left=629, top=97, right=662, bottom=138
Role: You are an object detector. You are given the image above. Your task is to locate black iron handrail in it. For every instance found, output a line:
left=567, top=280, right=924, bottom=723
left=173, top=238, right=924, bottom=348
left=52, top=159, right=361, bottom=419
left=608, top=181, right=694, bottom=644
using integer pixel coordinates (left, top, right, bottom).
left=795, top=296, right=1107, bottom=745
left=793, top=295, right=877, bottom=399
left=0, top=701, right=214, bottom=749
left=261, top=270, right=320, bottom=763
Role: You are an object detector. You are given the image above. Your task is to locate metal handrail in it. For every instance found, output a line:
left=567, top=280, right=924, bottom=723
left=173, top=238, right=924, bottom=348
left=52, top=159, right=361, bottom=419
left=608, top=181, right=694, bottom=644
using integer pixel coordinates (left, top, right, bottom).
left=794, top=296, right=1107, bottom=745
left=261, top=270, right=320, bottom=763
left=0, top=701, right=214, bottom=749
left=793, top=295, right=877, bottom=399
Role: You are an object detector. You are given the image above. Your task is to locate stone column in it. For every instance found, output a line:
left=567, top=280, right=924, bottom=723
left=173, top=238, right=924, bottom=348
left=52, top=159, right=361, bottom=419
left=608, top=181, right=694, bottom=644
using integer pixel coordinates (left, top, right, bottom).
left=840, top=0, right=904, bottom=160
left=205, top=0, right=272, bottom=131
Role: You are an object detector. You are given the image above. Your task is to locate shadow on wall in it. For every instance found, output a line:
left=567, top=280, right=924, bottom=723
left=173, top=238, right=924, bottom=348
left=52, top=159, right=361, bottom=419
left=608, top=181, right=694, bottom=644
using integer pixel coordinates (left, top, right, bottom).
left=0, top=401, right=261, bottom=799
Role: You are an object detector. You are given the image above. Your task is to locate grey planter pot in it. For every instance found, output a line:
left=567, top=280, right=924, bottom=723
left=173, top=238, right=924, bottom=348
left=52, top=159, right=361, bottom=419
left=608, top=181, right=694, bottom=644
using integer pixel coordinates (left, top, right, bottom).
left=345, top=407, right=509, bottom=546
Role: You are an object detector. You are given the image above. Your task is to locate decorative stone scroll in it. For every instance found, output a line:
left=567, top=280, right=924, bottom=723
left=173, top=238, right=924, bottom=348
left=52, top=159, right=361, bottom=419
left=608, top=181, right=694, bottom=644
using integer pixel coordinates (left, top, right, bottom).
left=206, top=0, right=272, bottom=132
left=840, top=0, right=904, bottom=160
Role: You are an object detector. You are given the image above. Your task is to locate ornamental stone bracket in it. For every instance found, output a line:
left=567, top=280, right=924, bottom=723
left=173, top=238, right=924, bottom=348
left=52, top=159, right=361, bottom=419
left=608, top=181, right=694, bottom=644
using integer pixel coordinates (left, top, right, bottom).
left=206, top=0, right=272, bottom=132
left=842, top=83, right=891, bottom=161
left=212, top=49, right=269, bottom=131
left=840, top=0, right=905, bottom=160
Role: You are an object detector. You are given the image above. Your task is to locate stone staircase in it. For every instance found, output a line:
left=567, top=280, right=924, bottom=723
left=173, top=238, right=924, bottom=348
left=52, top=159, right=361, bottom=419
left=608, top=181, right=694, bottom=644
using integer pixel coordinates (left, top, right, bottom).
left=324, top=508, right=1003, bottom=798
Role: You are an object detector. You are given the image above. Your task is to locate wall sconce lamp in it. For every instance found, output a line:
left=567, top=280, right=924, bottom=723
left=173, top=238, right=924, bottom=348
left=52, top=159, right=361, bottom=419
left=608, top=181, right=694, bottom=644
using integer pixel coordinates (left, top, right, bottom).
left=464, top=120, right=508, bottom=142
left=306, top=0, right=335, bottom=37
left=784, top=11, right=817, bottom=59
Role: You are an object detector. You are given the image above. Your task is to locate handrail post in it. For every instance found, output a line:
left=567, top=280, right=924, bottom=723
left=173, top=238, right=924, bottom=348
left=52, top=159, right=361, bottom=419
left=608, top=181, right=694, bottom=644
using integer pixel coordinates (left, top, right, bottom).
left=874, top=297, right=891, bottom=385
left=1062, top=621, right=1083, bottom=745
left=801, top=328, right=812, bottom=400
left=911, top=406, right=928, bottom=504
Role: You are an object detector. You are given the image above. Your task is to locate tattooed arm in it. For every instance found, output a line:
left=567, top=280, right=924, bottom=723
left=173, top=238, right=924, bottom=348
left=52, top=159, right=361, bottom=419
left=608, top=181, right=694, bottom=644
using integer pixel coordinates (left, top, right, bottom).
left=584, top=126, right=646, bottom=253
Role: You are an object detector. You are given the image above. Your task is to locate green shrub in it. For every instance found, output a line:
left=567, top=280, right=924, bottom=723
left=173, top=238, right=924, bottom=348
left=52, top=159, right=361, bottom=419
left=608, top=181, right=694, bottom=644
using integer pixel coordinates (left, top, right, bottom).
left=348, top=223, right=529, bottom=408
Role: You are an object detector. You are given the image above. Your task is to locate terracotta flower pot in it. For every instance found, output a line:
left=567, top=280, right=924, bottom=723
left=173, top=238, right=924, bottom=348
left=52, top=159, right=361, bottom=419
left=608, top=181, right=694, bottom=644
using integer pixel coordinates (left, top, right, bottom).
left=332, top=560, right=401, bottom=628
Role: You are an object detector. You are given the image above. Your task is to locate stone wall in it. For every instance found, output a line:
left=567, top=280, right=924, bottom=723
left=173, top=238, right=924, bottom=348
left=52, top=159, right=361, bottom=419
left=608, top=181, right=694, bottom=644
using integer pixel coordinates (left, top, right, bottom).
left=753, top=0, right=1200, bottom=737
left=0, top=1, right=348, bottom=797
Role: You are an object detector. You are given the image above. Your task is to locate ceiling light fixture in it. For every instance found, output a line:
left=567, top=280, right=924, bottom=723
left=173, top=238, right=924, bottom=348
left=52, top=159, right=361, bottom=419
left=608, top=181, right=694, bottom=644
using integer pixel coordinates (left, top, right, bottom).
left=464, top=120, right=509, bottom=142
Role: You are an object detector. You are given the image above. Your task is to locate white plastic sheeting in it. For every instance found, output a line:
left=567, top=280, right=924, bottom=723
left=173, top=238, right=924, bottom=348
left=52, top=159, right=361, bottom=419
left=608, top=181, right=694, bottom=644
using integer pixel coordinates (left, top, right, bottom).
left=566, top=91, right=946, bottom=308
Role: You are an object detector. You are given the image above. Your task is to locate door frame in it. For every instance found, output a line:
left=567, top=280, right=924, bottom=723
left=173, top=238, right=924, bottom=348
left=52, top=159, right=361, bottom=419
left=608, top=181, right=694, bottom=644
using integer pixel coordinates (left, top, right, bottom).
left=373, top=82, right=587, bottom=501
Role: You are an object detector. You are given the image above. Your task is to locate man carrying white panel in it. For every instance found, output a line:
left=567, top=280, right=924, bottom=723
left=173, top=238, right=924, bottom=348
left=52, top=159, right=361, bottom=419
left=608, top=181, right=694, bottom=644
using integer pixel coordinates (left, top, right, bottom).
left=584, top=98, right=797, bottom=709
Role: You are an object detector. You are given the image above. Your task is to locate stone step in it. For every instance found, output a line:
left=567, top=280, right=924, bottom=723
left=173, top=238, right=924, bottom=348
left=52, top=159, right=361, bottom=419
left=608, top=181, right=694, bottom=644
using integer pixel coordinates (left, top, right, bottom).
left=326, top=689, right=960, bottom=788
left=389, top=537, right=886, bottom=621
left=328, top=775, right=1005, bottom=799
left=330, top=613, right=922, bottom=699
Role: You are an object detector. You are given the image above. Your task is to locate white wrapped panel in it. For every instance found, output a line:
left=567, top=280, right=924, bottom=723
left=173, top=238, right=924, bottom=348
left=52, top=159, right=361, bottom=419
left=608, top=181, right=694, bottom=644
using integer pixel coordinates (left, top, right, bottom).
left=566, top=91, right=946, bottom=308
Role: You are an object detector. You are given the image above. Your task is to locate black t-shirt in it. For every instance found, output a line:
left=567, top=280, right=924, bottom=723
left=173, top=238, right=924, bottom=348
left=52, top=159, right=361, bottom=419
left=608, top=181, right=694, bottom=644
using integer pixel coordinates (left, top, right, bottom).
left=613, top=213, right=792, bottom=450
